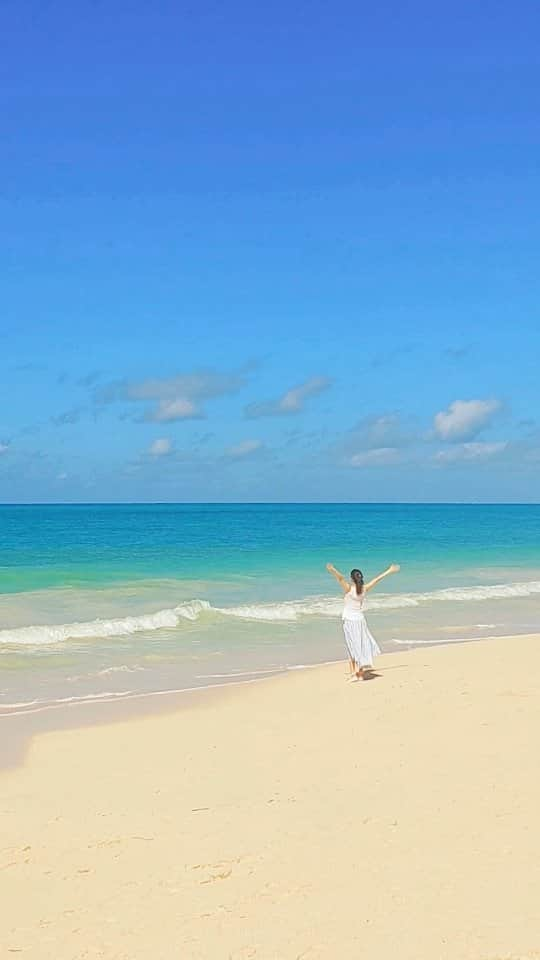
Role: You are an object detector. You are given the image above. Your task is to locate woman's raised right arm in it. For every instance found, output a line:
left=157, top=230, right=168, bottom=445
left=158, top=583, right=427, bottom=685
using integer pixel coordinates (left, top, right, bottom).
left=326, top=563, right=350, bottom=593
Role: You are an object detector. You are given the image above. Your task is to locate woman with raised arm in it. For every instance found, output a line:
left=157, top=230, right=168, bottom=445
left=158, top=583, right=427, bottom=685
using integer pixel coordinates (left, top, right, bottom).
left=326, top=561, right=400, bottom=680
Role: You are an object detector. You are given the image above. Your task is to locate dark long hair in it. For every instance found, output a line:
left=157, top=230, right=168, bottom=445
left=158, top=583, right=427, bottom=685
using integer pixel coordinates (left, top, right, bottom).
left=350, top=568, right=364, bottom=596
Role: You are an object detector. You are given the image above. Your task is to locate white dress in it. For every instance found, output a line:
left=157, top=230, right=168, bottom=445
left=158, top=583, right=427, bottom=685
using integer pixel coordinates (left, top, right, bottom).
left=342, top=587, right=381, bottom=668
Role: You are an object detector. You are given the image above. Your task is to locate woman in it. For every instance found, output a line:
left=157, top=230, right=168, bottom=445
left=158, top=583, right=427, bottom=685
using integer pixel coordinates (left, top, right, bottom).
left=326, top=561, right=400, bottom=680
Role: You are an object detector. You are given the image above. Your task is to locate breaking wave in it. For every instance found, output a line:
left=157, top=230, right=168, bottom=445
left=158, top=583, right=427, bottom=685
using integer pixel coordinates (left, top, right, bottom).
left=0, top=600, right=211, bottom=646
left=1, top=580, right=539, bottom=647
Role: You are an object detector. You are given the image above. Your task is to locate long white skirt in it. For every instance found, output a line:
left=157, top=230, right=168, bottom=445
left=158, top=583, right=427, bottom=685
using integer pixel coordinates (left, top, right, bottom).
left=342, top=616, right=381, bottom=668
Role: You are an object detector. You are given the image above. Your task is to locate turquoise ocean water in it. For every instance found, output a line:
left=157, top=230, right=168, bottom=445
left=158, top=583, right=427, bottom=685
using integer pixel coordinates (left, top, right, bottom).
left=1, top=503, right=539, bottom=717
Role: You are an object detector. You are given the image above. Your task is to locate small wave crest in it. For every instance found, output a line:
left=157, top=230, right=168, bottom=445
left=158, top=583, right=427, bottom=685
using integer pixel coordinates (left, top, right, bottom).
left=217, top=579, right=540, bottom=621
left=405, top=581, right=540, bottom=604
left=1, top=580, right=539, bottom=646
left=392, top=636, right=479, bottom=645
left=0, top=600, right=210, bottom=647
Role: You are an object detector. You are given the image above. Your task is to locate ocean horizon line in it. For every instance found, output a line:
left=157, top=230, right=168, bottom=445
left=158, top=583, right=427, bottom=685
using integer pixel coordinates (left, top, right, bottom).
left=2, top=500, right=540, bottom=508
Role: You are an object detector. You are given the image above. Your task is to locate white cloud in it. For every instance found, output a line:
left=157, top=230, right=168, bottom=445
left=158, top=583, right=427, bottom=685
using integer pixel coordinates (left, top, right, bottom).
left=224, top=439, right=263, bottom=460
left=358, top=414, right=410, bottom=448
left=0, top=442, right=9, bottom=455
left=350, top=446, right=402, bottom=467
left=434, top=399, right=501, bottom=441
left=56, top=472, right=68, bottom=480
left=337, top=413, right=415, bottom=467
left=368, top=415, right=398, bottom=441
left=434, top=441, right=508, bottom=463
left=245, top=376, right=331, bottom=418
left=148, top=438, right=173, bottom=457
left=97, top=369, right=248, bottom=422
left=152, top=399, right=198, bottom=422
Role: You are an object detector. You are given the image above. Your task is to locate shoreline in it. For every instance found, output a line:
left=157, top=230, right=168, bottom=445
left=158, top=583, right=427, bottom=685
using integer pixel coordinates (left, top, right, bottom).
left=0, top=629, right=527, bottom=768
left=1, top=632, right=538, bottom=771
left=0, top=658, right=346, bottom=721
left=2, top=632, right=539, bottom=958
left=0, top=654, right=350, bottom=771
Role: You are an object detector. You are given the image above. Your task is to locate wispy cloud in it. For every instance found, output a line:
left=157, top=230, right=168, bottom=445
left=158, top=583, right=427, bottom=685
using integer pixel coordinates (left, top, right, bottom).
left=339, top=413, right=415, bottom=467
left=434, top=441, right=508, bottom=463
left=433, top=399, right=501, bottom=442
left=150, top=398, right=200, bottom=422
left=350, top=447, right=402, bottom=467
left=97, top=368, right=248, bottom=422
left=443, top=344, right=475, bottom=362
left=245, top=376, right=331, bottom=419
left=297, top=411, right=416, bottom=473
left=77, top=371, right=101, bottom=388
left=370, top=344, right=415, bottom=369
left=10, top=361, right=46, bottom=373
left=0, top=442, right=10, bottom=455
left=51, top=408, right=84, bottom=426
left=224, top=439, right=264, bottom=460
left=148, top=438, right=173, bottom=457
left=356, top=414, right=411, bottom=449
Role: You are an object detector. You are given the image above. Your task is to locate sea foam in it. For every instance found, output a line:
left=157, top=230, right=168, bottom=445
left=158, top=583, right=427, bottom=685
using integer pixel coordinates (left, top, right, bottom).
left=1, top=581, right=539, bottom=646
left=0, top=599, right=210, bottom=646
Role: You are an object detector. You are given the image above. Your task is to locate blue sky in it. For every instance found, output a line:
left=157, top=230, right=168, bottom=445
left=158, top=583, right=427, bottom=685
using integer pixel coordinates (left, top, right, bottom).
left=1, top=0, right=539, bottom=502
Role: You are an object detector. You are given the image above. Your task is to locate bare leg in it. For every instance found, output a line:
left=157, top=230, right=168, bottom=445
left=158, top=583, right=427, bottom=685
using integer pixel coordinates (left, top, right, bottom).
left=354, top=660, right=366, bottom=680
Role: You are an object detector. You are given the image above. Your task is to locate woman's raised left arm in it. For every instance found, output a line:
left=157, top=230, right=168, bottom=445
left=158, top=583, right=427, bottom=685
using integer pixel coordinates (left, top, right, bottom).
left=363, top=563, right=400, bottom=592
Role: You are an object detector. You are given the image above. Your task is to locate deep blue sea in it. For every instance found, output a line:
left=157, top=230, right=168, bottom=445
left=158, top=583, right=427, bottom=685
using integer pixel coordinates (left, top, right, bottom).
left=1, top=503, right=539, bottom=717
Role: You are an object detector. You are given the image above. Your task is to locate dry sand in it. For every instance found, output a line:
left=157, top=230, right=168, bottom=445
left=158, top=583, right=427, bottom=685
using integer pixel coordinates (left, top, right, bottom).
left=2, top=634, right=540, bottom=960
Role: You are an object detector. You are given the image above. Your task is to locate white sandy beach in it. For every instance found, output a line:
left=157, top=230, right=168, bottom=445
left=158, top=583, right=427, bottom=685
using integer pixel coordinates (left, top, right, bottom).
left=2, top=634, right=540, bottom=959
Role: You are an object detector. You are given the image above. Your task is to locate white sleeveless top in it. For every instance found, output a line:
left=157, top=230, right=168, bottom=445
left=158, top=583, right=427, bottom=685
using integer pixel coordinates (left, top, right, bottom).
left=342, top=586, right=365, bottom=621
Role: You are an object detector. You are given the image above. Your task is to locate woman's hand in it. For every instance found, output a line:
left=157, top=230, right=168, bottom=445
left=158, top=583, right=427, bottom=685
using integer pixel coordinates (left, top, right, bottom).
left=388, top=563, right=400, bottom=574
left=326, top=562, right=335, bottom=572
